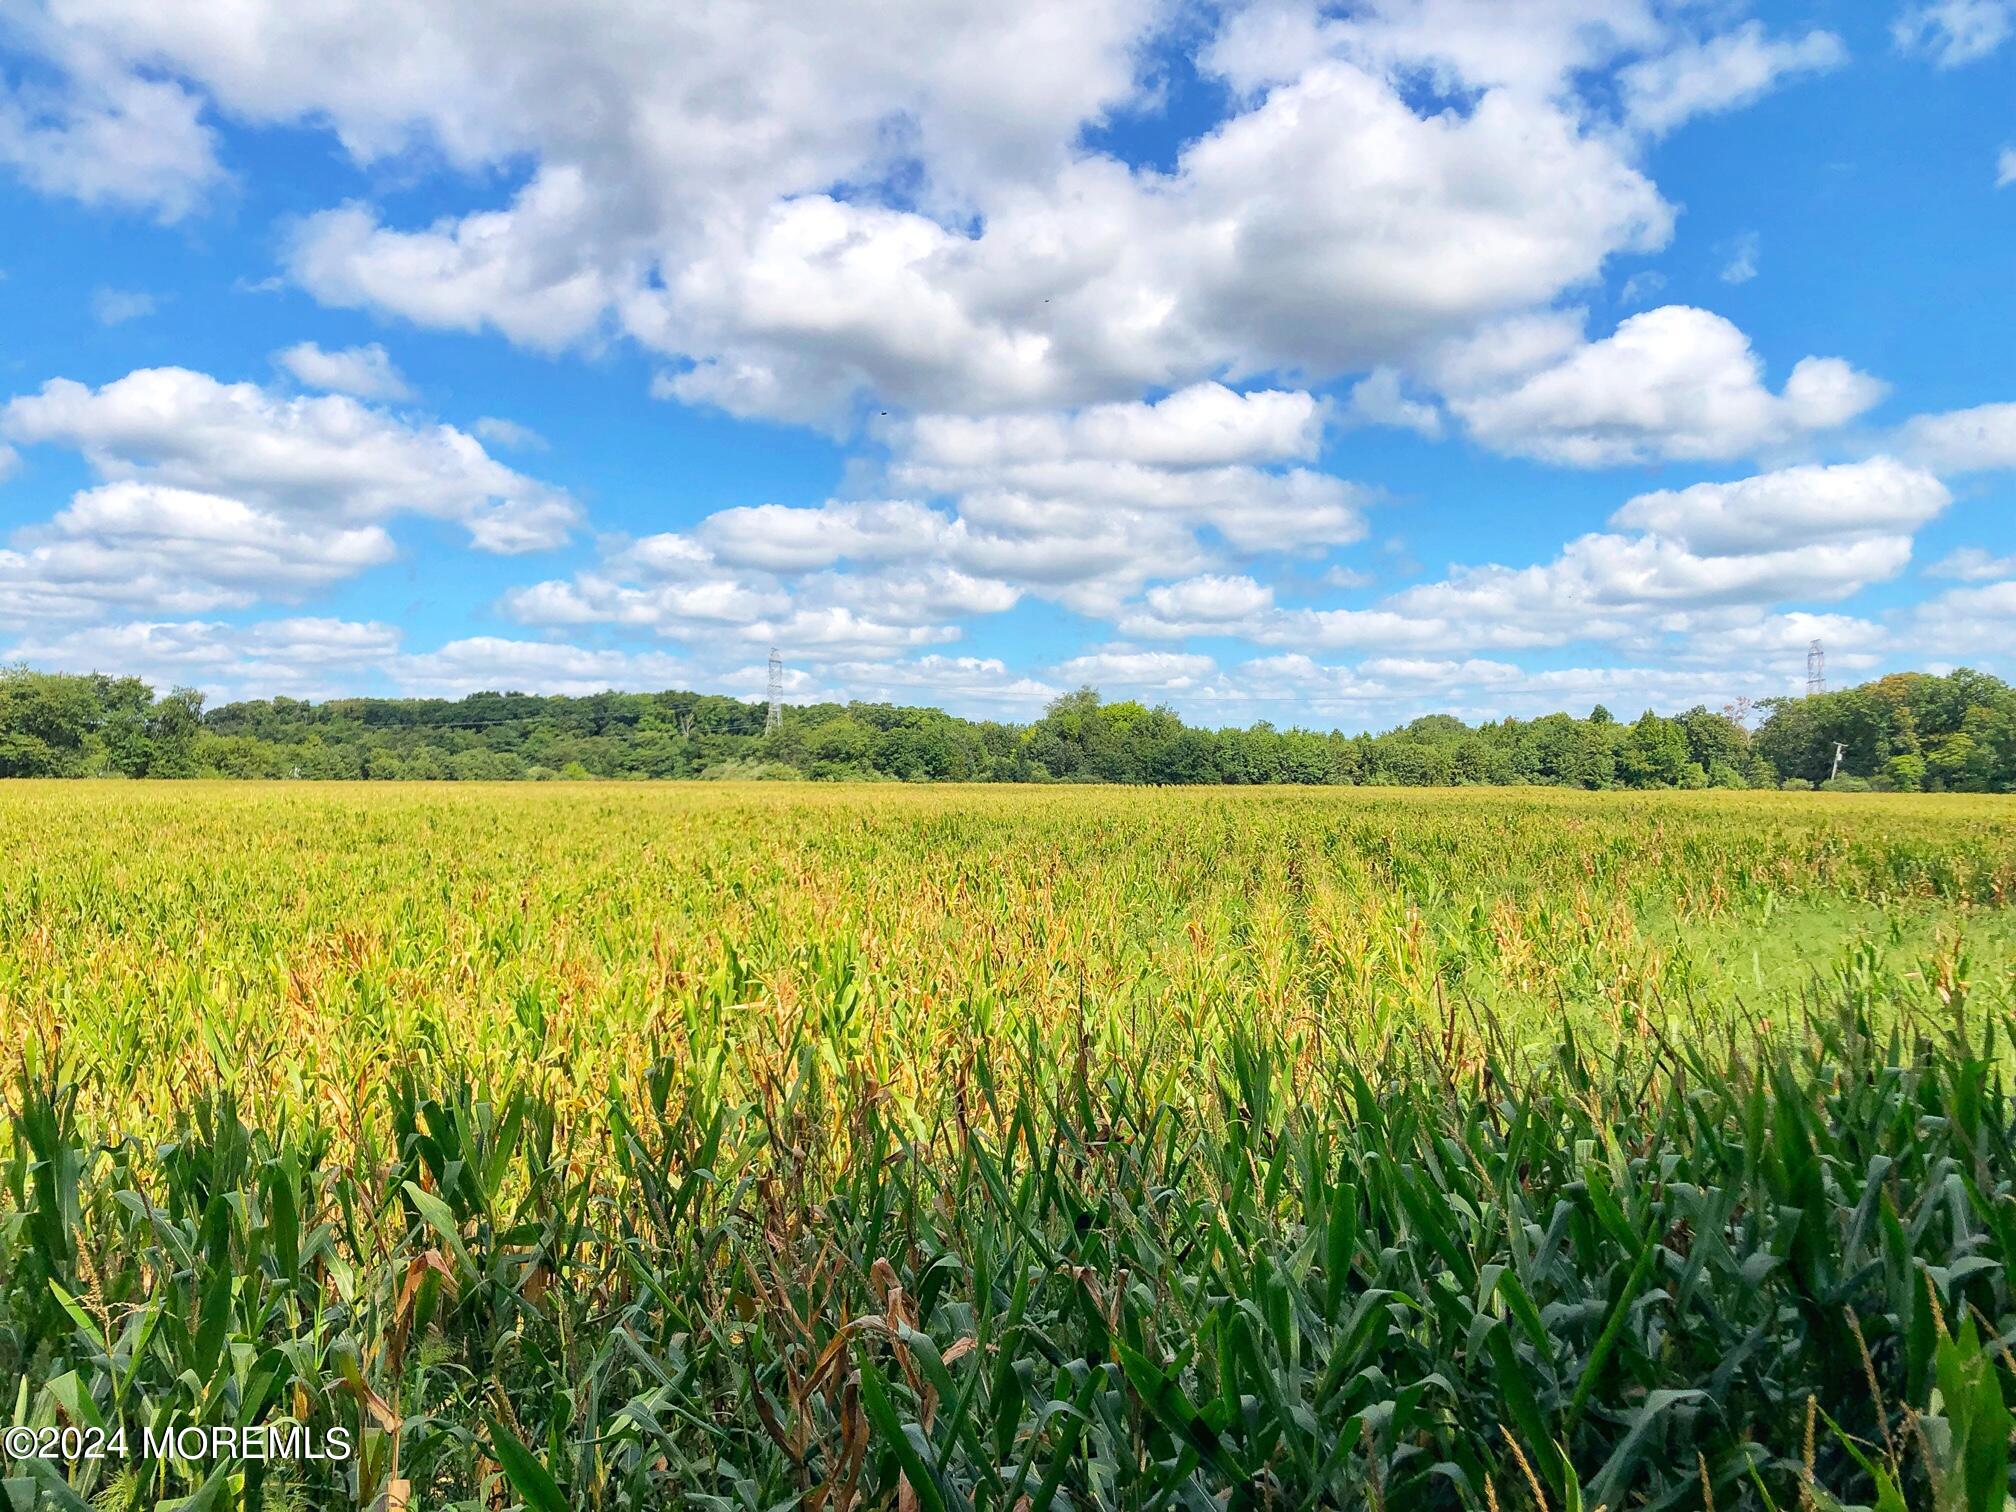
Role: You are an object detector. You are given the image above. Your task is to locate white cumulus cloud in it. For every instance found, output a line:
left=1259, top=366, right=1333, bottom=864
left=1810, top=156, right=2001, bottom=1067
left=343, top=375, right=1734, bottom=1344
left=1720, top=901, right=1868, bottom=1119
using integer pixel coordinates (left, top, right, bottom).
left=0, top=482, right=396, bottom=625
left=275, top=341, right=413, bottom=401
left=1897, top=402, right=2016, bottom=471
left=1927, top=546, right=2016, bottom=580
left=1445, top=306, right=1885, bottom=465
left=1620, top=23, right=1845, bottom=137
left=2, top=366, right=578, bottom=554
left=2, top=617, right=402, bottom=699
left=1893, top=0, right=2013, bottom=66
left=1609, top=459, right=1949, bottom=555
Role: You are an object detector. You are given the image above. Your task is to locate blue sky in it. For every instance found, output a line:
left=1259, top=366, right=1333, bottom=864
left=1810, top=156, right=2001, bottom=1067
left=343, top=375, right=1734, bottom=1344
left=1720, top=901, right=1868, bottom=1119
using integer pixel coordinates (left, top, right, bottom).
left=1, top=0, right=2013, bottom=730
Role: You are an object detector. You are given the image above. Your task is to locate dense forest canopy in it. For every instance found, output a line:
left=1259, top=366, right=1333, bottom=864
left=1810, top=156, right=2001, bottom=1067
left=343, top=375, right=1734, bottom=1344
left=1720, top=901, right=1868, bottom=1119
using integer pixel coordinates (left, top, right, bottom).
left=0, top=664, right=2011, bottom=791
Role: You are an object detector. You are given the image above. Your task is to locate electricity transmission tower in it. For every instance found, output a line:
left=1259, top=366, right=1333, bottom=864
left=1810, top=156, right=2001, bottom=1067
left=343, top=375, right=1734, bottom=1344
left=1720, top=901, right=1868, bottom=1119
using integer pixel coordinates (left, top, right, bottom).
left=764, top=647, right=784, bottom=736
left=1806, top=639, right=1826, bottom=697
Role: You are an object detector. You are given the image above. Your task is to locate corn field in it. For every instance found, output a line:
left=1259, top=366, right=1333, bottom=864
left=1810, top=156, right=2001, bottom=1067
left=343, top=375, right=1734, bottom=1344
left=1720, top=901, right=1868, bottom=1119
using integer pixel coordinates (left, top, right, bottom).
left=3, top=782, right=2015, bottom=1510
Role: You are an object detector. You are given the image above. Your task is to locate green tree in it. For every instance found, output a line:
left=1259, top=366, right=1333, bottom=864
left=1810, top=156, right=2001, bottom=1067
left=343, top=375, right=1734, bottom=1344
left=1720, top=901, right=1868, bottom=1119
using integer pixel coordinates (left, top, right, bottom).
left=93, top=675, right=159, bottom=775
left=1885, top=753, right=1927, bottom=792
left=145, top=688, right=206, bottom=777
left=1753, top=695, right=1831, bottom=783
left=1619, top=711, right=1689, bottom=788
left=1926, top=732, right=1979, bottom=790
left=1676, top=706, right=1748, bottom=773
left=1959, top=704, right=2015, bottom=790
left=0, top=669, right=99, bottom=776
left=1146, top=727, right=1220, bottom=784
left=807, top=716, right=875, bottom=772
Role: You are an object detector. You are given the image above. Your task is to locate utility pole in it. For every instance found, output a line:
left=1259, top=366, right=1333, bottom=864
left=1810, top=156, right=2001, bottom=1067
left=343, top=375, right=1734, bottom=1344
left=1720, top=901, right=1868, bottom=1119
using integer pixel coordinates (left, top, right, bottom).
left=1830, top=741, right=1845, bottom=781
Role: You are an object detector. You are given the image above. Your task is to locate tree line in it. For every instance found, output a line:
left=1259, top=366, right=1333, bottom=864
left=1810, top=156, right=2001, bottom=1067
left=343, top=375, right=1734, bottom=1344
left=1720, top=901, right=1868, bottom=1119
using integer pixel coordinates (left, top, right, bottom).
left=1, top=664, right=2011, bottom=791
